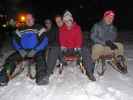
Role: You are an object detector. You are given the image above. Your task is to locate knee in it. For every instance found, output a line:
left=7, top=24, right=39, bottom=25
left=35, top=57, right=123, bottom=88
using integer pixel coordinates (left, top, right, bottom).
left=91, top=44, right=104, bottom=60
left=6, top=56, right=16, bottom=64
left=115, top=43, right=124, bottom=50
left=92, top=44, right=104, bottom=52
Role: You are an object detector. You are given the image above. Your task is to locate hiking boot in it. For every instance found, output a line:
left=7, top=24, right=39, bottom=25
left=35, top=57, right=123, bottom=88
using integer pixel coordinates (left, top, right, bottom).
left=36, top=75, right=49, bottom=85
left=0, top=69, right=9, bottom=86
left=86, top=71, right=96, bottom=81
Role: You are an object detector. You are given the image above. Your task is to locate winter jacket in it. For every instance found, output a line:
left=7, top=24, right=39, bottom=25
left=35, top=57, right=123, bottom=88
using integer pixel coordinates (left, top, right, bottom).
left=12, top=24, right=48, bottom=53
left=59, top=23, right=83, bottom=48
left=91, top=21, right=117, bottom=45
left=45, top=26, right=59, bottom=46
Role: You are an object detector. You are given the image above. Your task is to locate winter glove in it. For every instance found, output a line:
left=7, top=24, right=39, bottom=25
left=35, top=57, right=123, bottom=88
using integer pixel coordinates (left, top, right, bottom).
left=18, top=49, right=27, bottom=58
left=27, top=49, right=37, bottom=58
left=105, top=40, right=118, bottom=50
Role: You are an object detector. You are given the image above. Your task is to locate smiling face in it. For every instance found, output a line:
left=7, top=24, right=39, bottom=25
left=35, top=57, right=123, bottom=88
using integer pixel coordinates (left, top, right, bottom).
left=55, top=16, right=64, bottom=28
left=64, top=19, right=73, bottom=29
left=44, top=19, right=52, bottom=30
left=26, top=14, right=35, bottom=26
left=104, top=15, right=114, bottom=25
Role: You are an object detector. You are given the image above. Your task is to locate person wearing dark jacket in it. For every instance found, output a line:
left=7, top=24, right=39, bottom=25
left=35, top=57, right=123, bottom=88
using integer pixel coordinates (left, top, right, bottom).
left=91, top=10, right=124, bottom=61
left=44, top=19, right=58, bottom=46
left=0, top=14, right=48, bottom=86
left=44, top=19, right=64, bottom=78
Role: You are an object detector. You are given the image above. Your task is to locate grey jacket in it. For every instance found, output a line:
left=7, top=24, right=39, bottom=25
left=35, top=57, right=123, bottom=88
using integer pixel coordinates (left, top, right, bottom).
left=91, top=21, right=117, bottom=45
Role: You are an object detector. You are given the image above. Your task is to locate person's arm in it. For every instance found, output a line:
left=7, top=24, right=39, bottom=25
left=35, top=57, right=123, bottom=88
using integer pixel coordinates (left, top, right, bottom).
left=75, top=26, right=83, bottom=48
left=90, top=24, right=105, bottom=45
left=12, top=38, right=22, bottom=51
left=59, top=31, right=65, bottom=47
left=34, top=34, right=48, bottom=53
left=12, top=30, right=22, bottom=51
left=109, top=26, right=117, bottom=42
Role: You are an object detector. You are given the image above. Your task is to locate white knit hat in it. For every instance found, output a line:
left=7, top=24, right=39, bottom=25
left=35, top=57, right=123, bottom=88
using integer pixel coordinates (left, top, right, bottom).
left=63, top=11, right=73, bottom=22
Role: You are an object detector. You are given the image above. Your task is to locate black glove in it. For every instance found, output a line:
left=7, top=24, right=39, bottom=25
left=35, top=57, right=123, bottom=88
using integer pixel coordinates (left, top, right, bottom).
left=105, top=40, right=118, bottom=50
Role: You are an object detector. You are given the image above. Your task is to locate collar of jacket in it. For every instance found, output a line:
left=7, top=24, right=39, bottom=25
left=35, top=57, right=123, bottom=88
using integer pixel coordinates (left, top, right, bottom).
left=100, top=20, right=112, bottom=27
left=63, top=22, right=77, bottom=30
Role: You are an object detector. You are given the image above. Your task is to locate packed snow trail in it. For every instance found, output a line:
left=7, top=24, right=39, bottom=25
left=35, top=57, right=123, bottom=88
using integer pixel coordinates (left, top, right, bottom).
left=0, top=44, right=133, bottom=100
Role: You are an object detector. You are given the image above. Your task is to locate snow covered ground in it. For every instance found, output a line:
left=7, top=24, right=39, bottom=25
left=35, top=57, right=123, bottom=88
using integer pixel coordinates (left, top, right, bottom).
left=0, top=44, right=133, bottom=100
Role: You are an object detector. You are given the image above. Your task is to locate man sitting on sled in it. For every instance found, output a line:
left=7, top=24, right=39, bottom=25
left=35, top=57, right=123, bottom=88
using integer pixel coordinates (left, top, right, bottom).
left=0, top=13, right=49, bottom=86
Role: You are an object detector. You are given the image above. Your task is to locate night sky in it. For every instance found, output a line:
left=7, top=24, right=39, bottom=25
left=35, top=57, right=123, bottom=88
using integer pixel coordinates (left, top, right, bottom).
left=0, top=0, right=133, bottom=30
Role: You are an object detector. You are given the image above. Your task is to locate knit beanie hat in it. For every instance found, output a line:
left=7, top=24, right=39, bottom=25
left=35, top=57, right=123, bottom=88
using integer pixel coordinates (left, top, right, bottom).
left=63, top=11, right=73, bottom=22
left=104, top=10, right=115, bottom=17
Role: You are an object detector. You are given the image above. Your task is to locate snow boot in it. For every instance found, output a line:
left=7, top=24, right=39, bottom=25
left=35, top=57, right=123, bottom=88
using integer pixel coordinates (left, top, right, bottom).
left=86, top=70, right=96, bottom=81
left=116, top=62, right=127, bottom=74
left=115, top=55, right=128, bottom=74
left=0, top=68, right=9, bottom=86
left=36, top=75, right=49, bottom=85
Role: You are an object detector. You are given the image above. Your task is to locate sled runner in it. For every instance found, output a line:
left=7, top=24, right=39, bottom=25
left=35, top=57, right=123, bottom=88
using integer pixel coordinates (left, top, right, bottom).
left=58, top=49, right=86, bottom=74
left=7, top=58, right=36, bottom=80
left=95, top=53, right=128, bottom=77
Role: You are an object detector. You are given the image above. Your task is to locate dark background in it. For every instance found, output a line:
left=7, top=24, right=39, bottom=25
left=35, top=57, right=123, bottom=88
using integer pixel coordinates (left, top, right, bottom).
left=0, top=0, right=133, bottom=43
left=33, top=0, right=133, bottom=31
left=0, top=0, right=133, bottom=30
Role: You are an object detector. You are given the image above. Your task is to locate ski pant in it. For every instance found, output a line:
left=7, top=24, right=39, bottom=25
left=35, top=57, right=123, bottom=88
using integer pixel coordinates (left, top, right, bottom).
left=92, top=42, right=124, bottom=61
left=46, top=46, right=64, bottom=76
left=81, top=47, right=95, bottom=74
left=3, top=51, right=47, bottom=82
left=60, top=47, right=95, bottom=74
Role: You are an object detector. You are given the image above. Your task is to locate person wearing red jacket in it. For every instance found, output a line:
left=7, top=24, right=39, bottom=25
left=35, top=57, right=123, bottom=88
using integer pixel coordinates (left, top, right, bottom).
left=59, top=22, right=82, bottom=48
left=59, top=11, right=96, bottom=81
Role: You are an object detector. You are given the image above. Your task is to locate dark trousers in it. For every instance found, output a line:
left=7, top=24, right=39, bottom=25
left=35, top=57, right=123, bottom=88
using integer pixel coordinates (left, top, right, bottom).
left=46, top=46, right=95, bottom=76
left=3, top=51, right=47, bottom=82
left=60, top=47, right=95, bottom=74
left=46, top=46, right=64, bottom=76
left=81, top=47, right=95, bottom=74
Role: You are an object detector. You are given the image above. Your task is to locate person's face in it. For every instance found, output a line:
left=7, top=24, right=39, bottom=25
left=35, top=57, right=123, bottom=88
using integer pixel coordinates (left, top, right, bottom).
left=45, top=20, right=52, bottom=30
left=55, top=17, right=64, bottom=28
left=104, top=15, right=114, bottom=25
left=26, top=14, right=35, bottom=26
left=64, top=20, right=73, bottom=28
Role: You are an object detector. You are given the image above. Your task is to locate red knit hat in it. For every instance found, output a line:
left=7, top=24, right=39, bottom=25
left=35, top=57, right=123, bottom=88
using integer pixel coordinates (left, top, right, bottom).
left=104, top=10, right=115, bottom=17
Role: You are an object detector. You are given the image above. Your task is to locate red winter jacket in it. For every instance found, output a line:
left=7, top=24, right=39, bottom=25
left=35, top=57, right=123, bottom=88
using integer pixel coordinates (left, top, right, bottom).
left=59, top=23, right=83, bottom=48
